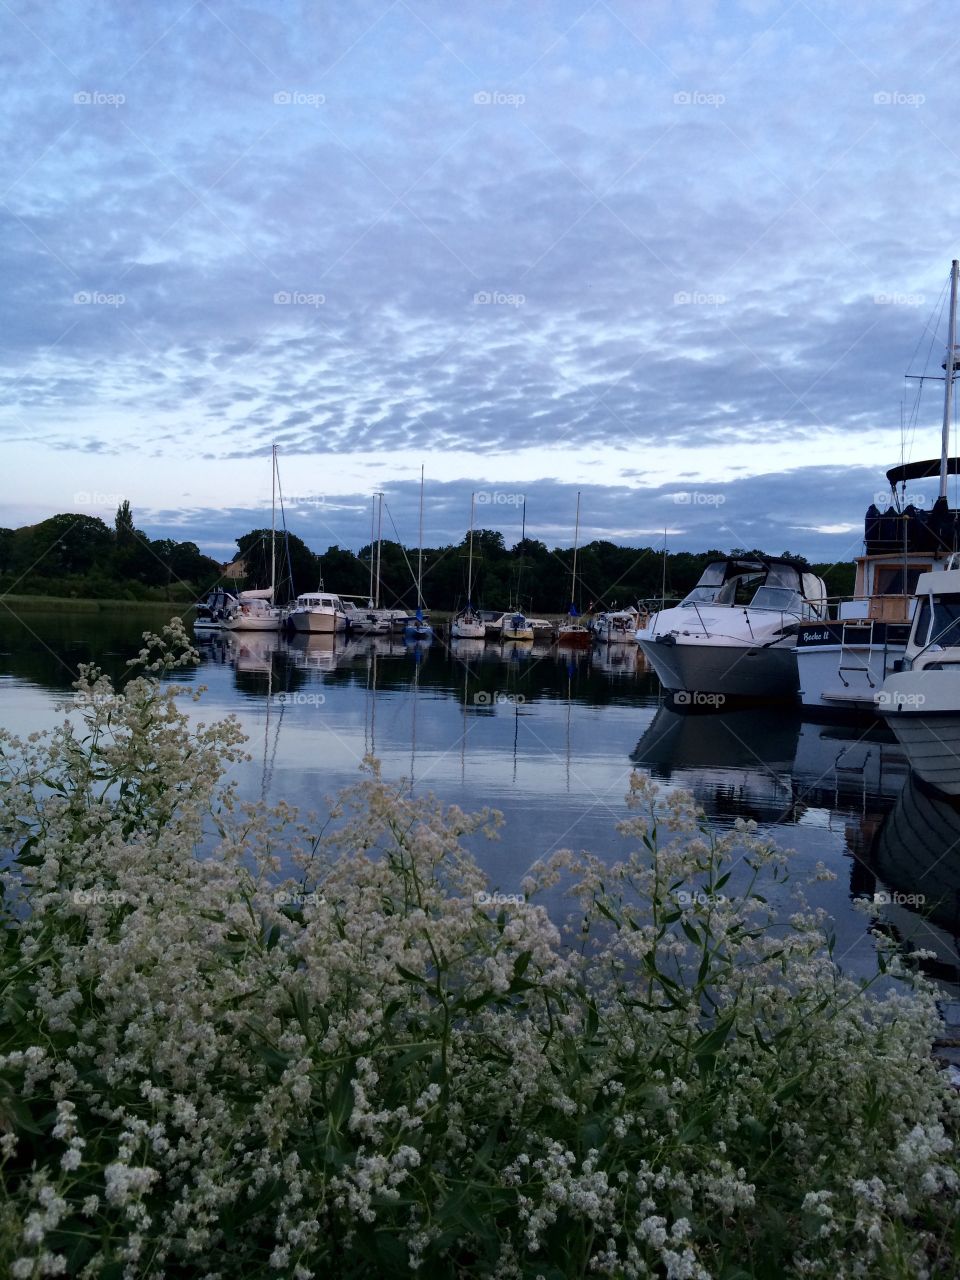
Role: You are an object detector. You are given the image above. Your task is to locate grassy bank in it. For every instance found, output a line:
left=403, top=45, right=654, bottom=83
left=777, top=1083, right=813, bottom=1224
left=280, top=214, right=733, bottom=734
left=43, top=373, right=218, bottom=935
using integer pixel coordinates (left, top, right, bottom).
left=0, top=594, right=196, bottom=614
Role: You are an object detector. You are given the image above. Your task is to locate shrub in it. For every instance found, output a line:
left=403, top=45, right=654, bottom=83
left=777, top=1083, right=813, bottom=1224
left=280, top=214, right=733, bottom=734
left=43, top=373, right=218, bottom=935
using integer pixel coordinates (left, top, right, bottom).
left=0, top=620, right=957, bottom=1277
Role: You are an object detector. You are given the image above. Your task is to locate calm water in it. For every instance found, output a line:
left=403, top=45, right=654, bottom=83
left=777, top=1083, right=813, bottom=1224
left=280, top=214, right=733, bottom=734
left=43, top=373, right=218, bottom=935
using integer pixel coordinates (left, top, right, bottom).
left=1, top=610, right=957, bottom=993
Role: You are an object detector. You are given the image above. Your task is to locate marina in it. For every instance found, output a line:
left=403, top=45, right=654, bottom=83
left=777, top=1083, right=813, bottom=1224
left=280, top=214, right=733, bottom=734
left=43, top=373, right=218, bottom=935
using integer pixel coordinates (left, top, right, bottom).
left=3, top=608, right=958, bottom=999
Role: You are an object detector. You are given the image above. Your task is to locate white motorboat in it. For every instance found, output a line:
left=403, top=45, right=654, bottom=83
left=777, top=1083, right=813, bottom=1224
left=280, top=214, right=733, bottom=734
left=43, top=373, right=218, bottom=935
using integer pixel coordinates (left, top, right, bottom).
left=636, top=556, right=828, bottom=699
left=501, top=611, right=534, bottom=642
left=341, top=600, right=391, bottom=635
left=452, top=493, right=486, bottom=639
left=875, top=557, right=960, bottom=793
left=285, top=589, right=348, bottom=634
left=193, top=586, right=240, bottom=632
left=796, top=261, right=960, bottom=714
left=593, top=607, right=639, bottom=644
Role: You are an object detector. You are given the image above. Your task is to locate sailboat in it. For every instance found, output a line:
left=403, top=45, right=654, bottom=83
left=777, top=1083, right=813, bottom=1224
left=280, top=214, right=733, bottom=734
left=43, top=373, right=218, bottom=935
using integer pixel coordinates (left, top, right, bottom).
left=452, top=493, right=486, bottom=639
left=223, top=444, right=284, bottom=633
left=500, top=497, right=534, bottom=642
left=405, top=466, right=434, bottom=641
left=556, top=491, right=592, bottom=649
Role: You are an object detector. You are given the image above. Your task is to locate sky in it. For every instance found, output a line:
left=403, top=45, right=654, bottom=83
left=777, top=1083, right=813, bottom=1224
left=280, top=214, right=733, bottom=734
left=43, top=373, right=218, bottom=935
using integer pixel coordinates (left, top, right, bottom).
left=3, top=0, right=960, bottom=571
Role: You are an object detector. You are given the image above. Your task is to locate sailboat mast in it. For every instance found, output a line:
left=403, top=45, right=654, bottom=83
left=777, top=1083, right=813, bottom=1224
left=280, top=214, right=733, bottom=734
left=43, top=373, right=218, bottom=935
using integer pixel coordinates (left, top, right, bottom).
left=417, top=465, right=424, bottom=610
left=570, top=490, right=581, bottom=612
left=270, top=443, right=277, bottom=603
left=467, top=491, right=475, bottom=606
left=374, top=491, right=383, bottom=610
left=368, top=494, right=376, bottom=605
left=940, top=259, right=959, bottom=500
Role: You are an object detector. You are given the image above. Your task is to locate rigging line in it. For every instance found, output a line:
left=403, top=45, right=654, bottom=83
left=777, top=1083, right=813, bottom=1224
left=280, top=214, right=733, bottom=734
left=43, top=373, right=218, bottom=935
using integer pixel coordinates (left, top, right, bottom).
left=382, top=499, right=422, bottom=597
left=272, top=452, right=295, bottom=599
left=904, top=274, right=950, bottom=471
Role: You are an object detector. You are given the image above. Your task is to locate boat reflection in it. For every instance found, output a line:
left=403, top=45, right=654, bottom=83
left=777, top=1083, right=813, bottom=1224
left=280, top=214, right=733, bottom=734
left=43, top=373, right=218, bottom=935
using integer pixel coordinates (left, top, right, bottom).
left=868, top=772, right=960, bottom=995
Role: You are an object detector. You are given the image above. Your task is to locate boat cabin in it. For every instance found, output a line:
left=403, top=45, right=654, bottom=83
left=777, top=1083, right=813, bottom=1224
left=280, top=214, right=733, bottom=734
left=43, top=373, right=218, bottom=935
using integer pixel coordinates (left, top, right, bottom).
left=680, top=558, right=827, bottom=619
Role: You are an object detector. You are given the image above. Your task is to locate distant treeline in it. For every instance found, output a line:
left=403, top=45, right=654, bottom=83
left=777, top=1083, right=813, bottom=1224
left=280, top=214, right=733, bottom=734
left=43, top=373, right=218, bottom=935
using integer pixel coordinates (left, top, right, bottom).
left=0, top=504, right=856, bottom=610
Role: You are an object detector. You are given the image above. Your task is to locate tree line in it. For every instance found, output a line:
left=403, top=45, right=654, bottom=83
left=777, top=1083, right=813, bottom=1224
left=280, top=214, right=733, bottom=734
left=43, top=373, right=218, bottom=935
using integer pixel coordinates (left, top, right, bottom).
left=0, top=504, right=855, bottom=608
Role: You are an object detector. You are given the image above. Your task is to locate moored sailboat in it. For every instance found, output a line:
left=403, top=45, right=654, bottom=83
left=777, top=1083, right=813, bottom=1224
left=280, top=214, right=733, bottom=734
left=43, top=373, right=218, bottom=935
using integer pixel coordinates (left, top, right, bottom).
left=452, top=493, right=485, bottom=639
left=557, top=491, right=592, bottom=649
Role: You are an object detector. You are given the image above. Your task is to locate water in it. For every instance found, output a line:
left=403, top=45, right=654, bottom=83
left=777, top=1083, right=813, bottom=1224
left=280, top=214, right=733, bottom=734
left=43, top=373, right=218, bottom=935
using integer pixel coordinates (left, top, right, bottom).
left=1, top=610, right=957, bottom=995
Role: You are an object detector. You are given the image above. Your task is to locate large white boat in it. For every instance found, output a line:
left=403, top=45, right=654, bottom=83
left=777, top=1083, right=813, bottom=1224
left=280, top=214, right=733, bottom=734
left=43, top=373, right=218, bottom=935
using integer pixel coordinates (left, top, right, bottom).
left=796, top=261, right=960, bottom=715
left=875, top=557, right=960, bottom=793
left=285, top=589, right=348, bottom=634
left=635, top=556, right=828, bottom=699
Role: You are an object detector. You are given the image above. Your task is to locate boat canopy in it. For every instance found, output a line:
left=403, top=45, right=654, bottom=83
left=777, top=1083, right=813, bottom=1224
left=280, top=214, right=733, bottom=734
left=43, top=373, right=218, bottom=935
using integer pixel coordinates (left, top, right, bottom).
left=239, top=587, right=274, bottom=602
left=885, top=457, right=960, bottom=486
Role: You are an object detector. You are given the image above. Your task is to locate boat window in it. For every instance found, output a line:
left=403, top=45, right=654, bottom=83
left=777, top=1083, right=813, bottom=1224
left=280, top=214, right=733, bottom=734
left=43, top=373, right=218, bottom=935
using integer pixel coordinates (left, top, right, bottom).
left=321, top=598, right=332, bottom=607
left=762, top=564, right=801, bottom=589
left=690, top=561, right=729, bottom=588
left=874, top=564, right=931, bottom=597
left=929, top=597, right=960, bottom=648
left=912, top=597, right=931, bottom=647
left=681, top=585, right=721, bottom=605
left=748, top=586, right=803, bottom=612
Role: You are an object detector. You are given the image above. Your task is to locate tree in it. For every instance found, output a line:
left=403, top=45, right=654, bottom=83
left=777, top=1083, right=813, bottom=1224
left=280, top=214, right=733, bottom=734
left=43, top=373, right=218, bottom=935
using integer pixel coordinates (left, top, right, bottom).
left=114, top=500, right=135, bottom=546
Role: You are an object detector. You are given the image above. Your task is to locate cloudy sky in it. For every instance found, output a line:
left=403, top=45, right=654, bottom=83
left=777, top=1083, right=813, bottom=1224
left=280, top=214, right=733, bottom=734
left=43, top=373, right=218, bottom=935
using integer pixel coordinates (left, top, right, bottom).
left=3, top=0, right=960, bottom=568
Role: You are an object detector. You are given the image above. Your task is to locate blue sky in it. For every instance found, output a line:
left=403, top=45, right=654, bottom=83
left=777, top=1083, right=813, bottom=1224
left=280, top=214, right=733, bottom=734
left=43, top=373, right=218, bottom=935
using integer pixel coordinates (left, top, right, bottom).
left=3, top=0, right=960, bottom=568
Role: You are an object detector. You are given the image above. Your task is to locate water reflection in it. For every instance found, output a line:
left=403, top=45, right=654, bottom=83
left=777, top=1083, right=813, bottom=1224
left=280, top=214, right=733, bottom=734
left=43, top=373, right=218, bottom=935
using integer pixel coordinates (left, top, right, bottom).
left=3, top=613, right=960, bottom=992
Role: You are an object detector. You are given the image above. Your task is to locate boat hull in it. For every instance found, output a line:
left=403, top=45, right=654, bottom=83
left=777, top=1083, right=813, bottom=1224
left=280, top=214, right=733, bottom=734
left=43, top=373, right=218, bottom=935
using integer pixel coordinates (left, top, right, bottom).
left=222, top=615, right=281, bottom=633
left=637, top=636, right=798, bottom=698
left=794, top=621, right=910, bottom=713
left=289, top=611, right=346, bottom=634
left=877, top=667, right=960, bottom=793
left=557, top=628, right=592, bottom=649
left=451, top=620, right=486, bottom=639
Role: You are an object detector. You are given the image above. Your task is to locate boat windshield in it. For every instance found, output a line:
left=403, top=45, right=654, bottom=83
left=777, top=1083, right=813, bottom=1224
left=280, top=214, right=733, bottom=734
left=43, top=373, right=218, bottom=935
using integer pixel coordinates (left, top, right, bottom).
left=681, top=585, right=722, bottom=605
left=928, top=598, right=960, bottom=649
left=748, top=586, right=803, bottom=612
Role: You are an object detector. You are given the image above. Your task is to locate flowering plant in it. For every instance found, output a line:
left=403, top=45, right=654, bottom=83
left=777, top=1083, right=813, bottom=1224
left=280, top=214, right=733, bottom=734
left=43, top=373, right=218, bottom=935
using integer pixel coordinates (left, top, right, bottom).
left=0, top=620, right=957, bottom=1277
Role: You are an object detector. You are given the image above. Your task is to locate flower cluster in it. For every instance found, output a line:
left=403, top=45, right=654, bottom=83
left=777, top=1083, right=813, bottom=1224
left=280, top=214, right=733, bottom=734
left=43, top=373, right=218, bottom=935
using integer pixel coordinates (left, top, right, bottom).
left=0, top=620, right=957, bottom=1277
